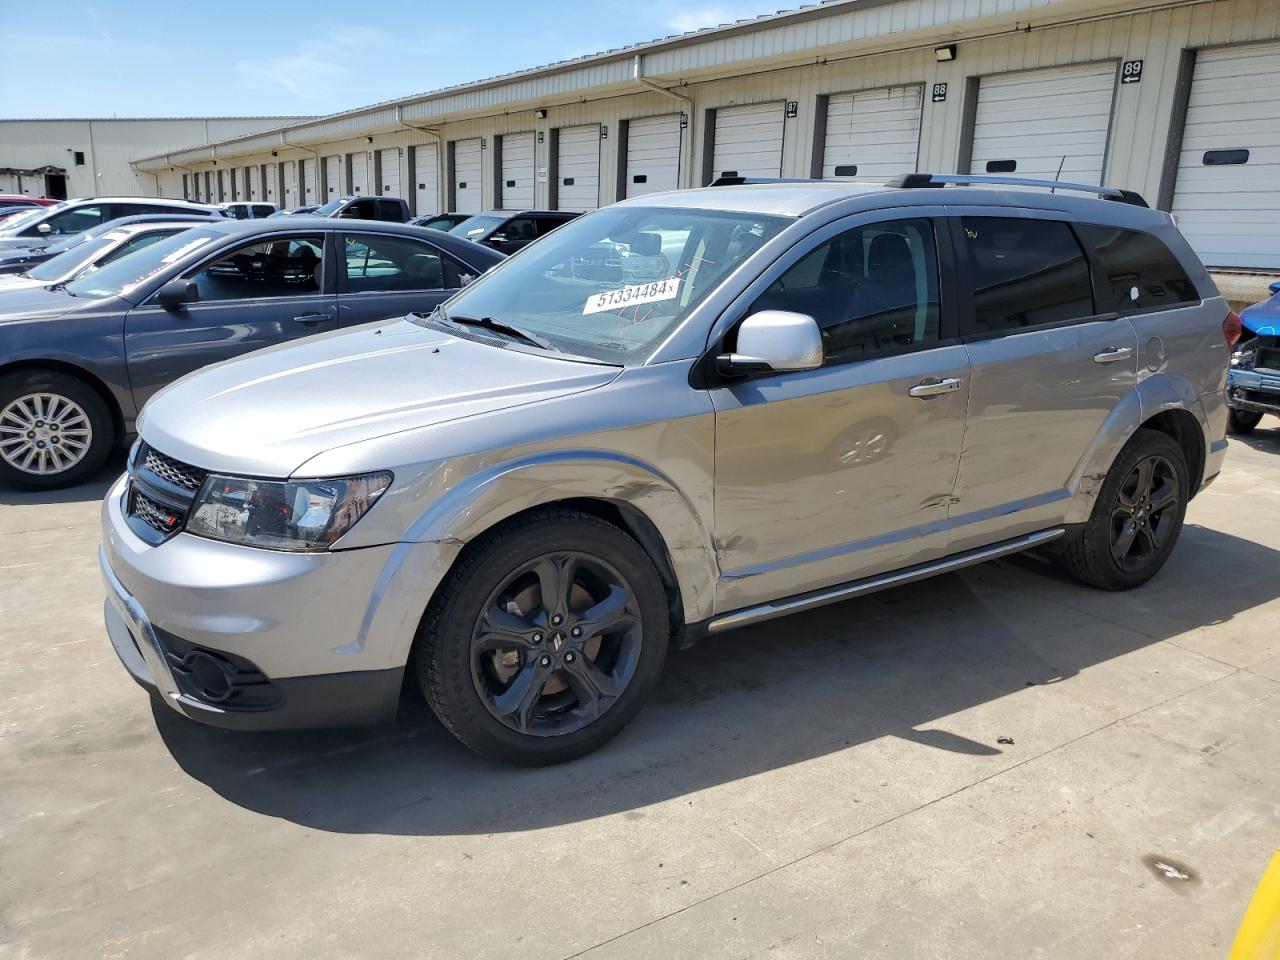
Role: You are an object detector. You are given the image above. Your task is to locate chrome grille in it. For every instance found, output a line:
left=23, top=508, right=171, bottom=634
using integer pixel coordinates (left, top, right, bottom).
left=132, top=488, right=184, bottom=535
left=142, top=446, right=206, bottom=491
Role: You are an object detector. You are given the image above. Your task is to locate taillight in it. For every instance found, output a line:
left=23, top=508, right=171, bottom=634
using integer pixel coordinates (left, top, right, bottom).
left=1223, top=310, right=1242, bottom=349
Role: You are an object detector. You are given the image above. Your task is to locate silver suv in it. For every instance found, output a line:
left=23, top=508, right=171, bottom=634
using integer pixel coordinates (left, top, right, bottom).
left=99, top=175, right=1233, bottom=764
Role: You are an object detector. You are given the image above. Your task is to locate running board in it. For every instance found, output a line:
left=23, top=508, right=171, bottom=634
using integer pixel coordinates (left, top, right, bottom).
left=706, top=528, right=1066, bottom=634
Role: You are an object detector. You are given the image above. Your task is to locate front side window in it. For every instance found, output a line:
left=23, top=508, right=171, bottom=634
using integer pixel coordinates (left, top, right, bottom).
left=421, top=206, right=790, bottom=364
left=750, top=218, right=941, bottom=365
left=961, top=217, right=1094, bottom=334
left=502, top=217, right=537, bottom=243
left=341, top=234, right=468, bottom=293
left=185, top=235, right=324, bottom=301
left=40, top=205, right=105, bottom=236
left=1074, top=224, right=1200, bottom=313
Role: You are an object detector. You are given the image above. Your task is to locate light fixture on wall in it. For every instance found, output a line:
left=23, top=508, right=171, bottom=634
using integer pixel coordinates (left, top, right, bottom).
left=535, top=108, right=547, bottom=119
left=935, top=44, right=957, bottom=62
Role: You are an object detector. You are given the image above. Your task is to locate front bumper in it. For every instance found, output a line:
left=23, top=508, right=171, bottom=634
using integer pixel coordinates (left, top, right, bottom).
left=100, top=473, right=460, bottom=730
left=1228, top=368, right=1280, bottom=416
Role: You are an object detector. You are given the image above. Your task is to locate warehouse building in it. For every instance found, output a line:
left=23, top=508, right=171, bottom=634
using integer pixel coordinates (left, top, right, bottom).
left=131, top=0, right=1277, bottom=286
left=0, top=116, right=313, bottom=200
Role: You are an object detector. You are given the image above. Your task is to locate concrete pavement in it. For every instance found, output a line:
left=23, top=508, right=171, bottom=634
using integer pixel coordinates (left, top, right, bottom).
left=2, top=430, right=1278, bottom=959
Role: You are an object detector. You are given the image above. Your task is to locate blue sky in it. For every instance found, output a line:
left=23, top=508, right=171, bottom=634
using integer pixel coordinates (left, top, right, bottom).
left=0, top=1, right=761, bottom=119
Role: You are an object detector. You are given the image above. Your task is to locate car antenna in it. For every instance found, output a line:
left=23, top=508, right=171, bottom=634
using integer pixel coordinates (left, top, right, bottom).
left=1050, top=156, right=1066, bottom=192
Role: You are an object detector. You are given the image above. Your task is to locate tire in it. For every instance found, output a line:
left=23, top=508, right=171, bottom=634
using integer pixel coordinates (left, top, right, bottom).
left=1228, top=407, right=1263, bottom=435
left=0, top=370, right=115, bottom=490
left=416, top=508, right=670, bottom=765
left=1060, top=428, right=1189, bottom=591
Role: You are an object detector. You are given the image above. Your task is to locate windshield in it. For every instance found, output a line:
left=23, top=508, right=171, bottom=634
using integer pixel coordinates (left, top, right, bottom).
left=420, top=206, right=790, bottom=364
left=449, top=214, right=506, bottom=241
left=27, top=234, right=123, bottom=282
left=313, top=199, right=346, bottom=216
left=0, top=208, right=48, bottom=235
left=63, top=229, right=219, bottom=300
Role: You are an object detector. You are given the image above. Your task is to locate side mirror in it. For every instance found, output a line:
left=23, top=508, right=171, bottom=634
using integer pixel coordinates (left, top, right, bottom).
left=155, top=279, right=199, bottom=307
left=716, top=310, right=823, bottom=377
left=36, top=222, right=52, bottom=234
left=488, top=234, right=509, bottom=245
left=1270, top=281, right=1280, bottom=296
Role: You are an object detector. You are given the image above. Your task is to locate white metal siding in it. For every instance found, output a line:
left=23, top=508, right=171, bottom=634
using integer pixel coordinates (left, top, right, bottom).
left=453, top=138, right=483, bottom=214
left=712, top=101, right=785, bottom=181
left=414, top=144, right=440, bottom=216
left=823, top=85, right=922, bottom=180
left=1172, top=42, right=1280, bottom=270
left=968, top=62, right=1118, bottom=185
left=324, top=155, right=341, bottom=198
left=379, top=149, right=400, bottom=196
left=349, top=151, right=369, bottom=194
left=626, top=114, right=682, bottom=197
left=501, top=131, right=536, bottom=209
left=556, top=125, right=600, bottom=211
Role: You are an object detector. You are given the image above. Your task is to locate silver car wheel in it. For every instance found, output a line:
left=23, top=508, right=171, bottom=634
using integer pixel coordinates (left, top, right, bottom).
left=0, top=392, right=94, bottom=476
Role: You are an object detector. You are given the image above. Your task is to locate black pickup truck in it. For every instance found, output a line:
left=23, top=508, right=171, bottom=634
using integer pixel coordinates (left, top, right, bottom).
left=313, top=196, right=411, bottom=222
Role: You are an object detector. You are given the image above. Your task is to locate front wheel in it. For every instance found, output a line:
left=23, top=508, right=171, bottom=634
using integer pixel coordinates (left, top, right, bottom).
left=1060, top=428, right=1189, bottom=591
left=1228, top=407, right=1263, bottom=435
left=416, top=509, right=670, bottom=765
left=0, top=370, right=115, bottom=490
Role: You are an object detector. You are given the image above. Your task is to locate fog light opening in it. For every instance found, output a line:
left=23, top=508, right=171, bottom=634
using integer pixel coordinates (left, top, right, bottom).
left=185, top=651, right=235, bottom=703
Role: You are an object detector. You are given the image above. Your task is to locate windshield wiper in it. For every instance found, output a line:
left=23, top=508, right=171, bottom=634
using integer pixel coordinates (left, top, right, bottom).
left=441, top=312, right=561, bottom=352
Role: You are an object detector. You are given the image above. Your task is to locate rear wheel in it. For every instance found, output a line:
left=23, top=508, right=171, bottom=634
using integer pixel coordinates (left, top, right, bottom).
left=0, top=370, right=114, bottom=490
left=417, top=509, right=669, bottom=765
left=1228, top=407, right=1263, bottom=435
left=1061, top=428, right=1188, bottom=591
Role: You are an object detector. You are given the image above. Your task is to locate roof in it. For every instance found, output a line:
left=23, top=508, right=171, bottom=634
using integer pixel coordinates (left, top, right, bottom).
left=0, top=116, right=315, bottom=123
left=617, top=182, right=891, bottom=217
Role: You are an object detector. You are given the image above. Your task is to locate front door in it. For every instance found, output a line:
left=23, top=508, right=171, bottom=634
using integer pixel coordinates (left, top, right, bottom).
left=336, top=231, right=475, bottom=327
left=711, top=212, right=970, bottom=612
left=945, top=212, right=1139, bottom=551
left=124, top=232, right=338, bottom=406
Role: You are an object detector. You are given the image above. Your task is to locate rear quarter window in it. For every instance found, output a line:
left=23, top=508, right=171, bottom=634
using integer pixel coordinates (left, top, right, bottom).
left=1074, top=224, right=1200, bottom=313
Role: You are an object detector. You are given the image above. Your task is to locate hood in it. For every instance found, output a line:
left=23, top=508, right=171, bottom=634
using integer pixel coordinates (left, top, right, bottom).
left=139, top=318, right=621, bottom=477
left=0, top=236, right=50, bottom=252
left=0, top=275, right=45, bottom=293
left=1242, top=294, right=1280, bottom=337
left=0, top=286, right=84, bottom=321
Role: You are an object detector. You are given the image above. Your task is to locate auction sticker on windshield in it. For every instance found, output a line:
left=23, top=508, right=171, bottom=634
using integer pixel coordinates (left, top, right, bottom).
left=583, top=277, right=681, bottom=315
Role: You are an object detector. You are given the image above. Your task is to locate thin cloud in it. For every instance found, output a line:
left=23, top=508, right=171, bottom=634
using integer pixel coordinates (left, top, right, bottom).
left=666, top=7, right=733, bottom=33
left=233, top=26, right=388, bottom=103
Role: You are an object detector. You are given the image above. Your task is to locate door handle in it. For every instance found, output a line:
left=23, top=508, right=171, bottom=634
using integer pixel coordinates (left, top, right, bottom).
left=292, top=312, right=329, bottom=325
left=1093, top=346, right=1133, bottom=364
left=908, top=377, right=963, bottom=399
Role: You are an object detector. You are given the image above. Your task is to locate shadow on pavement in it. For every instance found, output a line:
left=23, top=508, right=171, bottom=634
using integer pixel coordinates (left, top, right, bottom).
left=1232, top=423, right=1280, bottom=454
left=0, top=449, right=126, bottom=506
left=156, top=522, right=1280, bottom=837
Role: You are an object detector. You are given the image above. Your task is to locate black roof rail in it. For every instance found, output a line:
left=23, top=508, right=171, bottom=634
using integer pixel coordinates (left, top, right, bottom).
left=884, top=173, right=1149, bottom=207
left=709, top=176, right=823, bottom=186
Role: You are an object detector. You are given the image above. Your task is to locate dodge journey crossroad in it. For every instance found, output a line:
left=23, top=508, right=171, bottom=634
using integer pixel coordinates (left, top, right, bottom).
left=100, top=175, right=1233, bottom=764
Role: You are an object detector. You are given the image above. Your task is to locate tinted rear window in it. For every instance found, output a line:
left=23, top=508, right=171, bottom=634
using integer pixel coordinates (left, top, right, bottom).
left=961, top=217, right=1094, bottom=334
left=1074, top=224, right=1200, bottom=313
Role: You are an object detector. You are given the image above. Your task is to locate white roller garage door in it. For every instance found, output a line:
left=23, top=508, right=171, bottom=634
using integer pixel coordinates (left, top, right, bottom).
left=299, top=158, right=314, bottom=203
left=379, top=149, right=400, bottom=197
left=968, top=62, right=1118, bottom=185
left=348, top=151, right=370, bottom=195
left=626, top=114, right=682, bottom=197
left=414, top=144, right=440, bottom=216
left=324, top=156, right=341, bottom=199
left=453, top=138, right=483, bottom=214
left=823, top=85, right=923, bottom=180
left=247, top=165, right=260, bottom=201
left=282, top=161, right=298, bottom=208
left=1172, top=42, right=1280, bottom=270
left=711, top=102, right=785, bottom=181
left=556, top=125, right=600, bottom=211
left=501, top=132, right=536, bottom=209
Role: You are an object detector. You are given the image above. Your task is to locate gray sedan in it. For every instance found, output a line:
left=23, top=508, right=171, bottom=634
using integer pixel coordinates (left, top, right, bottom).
left=0, top=217, right=504, bottom=488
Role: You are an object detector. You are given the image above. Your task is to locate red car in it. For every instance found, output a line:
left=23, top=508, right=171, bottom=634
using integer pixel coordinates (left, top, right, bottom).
left=0, top=194, right=60, bottom=207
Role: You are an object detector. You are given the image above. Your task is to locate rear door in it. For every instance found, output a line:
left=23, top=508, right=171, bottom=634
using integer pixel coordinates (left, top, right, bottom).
left=946, top=211, right=1138, bottom=551
left=124, top=231, right=338, bottom=406
left=336, top=230, right=473, bottom=327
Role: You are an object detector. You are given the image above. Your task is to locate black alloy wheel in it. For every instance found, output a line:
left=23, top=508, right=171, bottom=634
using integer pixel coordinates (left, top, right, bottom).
left=1109, top=454, right=1179, bottom=573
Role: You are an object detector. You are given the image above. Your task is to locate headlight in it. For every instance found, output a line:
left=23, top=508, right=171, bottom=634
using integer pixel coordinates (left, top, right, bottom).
left=186, top=472, right=391, bottom=551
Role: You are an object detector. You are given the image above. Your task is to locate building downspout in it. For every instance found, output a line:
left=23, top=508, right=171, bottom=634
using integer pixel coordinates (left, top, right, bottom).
left=397, top=106, right=444, bottom=213
left=632, top=54, right=693, bottom=189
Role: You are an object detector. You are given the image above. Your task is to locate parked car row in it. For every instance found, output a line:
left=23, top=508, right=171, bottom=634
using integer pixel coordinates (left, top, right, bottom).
left=80, top=174, right=1235, bottom=766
